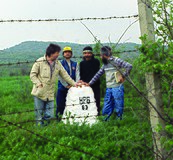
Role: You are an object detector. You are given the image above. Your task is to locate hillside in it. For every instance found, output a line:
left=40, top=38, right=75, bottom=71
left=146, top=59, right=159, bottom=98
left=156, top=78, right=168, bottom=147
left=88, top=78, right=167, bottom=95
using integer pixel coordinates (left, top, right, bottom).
left=0, top=41, right=140, bottom=63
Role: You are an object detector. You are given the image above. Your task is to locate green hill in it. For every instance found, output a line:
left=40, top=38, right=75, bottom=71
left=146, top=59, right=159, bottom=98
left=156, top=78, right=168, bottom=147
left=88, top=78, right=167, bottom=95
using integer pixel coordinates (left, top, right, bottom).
left=0, top=41, right=140, bottom=63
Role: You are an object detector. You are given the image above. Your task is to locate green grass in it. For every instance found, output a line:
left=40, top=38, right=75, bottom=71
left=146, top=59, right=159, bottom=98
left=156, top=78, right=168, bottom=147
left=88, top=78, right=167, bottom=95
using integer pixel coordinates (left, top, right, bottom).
left=0, top=76, right=154, bottom=160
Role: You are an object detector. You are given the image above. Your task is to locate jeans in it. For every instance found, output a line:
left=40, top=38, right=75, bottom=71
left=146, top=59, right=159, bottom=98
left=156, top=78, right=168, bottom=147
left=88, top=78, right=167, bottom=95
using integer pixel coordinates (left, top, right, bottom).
left=34, top=96, right=54, bottom=125
left=102, top=85, right=124, bottom=120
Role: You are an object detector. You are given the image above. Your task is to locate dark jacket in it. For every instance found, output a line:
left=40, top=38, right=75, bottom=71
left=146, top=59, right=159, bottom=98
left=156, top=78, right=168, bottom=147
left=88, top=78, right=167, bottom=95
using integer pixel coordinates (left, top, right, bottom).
left=80, top=55, right=100, bottom=89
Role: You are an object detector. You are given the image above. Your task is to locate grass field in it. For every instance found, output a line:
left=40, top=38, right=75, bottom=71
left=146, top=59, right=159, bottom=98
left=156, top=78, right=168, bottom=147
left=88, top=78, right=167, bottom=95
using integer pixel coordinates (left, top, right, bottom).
left=0, top=76, right=153, bottom=160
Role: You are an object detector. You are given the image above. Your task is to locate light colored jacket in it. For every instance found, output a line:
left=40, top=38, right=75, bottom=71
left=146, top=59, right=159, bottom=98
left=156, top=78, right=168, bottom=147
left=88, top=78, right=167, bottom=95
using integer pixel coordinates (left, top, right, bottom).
left=30, top=56, right=76, bottom=101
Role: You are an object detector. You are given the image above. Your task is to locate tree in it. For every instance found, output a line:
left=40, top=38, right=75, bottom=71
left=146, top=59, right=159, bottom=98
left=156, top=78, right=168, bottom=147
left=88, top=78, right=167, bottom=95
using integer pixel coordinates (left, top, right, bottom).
left=137, top=0, right=173, bottom=159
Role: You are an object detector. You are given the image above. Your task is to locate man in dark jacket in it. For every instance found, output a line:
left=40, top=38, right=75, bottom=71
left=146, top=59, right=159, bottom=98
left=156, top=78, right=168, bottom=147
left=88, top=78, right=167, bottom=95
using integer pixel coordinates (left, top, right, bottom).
left=79, top=46, right=101, bottom=115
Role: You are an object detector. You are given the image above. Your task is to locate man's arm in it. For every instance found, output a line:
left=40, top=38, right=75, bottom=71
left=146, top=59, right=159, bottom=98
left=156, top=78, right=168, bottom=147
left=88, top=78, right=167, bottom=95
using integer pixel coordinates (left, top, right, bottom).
left=114, top=57, right=132, bottom=76
left=30, top=62, right=42, bottom=87
left=58, top=75, right=69, bottom=87
left=89, top=66, right=105, bottom=86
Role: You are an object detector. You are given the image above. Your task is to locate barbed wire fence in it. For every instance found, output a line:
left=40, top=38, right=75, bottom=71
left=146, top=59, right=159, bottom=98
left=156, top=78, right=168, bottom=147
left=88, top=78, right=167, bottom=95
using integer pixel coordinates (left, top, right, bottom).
left=0, top=14, right=138, bottom=23
left=0, top=61, right=171, bottom=159
left=0, top=50, right=138, bottom=66
left=0, top=117, right=109, bottom=159
left=0, top=12, right=172, bottom=159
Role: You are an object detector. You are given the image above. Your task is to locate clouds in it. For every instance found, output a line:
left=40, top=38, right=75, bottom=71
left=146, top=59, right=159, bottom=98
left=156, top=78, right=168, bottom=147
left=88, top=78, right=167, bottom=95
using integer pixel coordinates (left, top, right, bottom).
left=0, top=0, right=141, bottom=49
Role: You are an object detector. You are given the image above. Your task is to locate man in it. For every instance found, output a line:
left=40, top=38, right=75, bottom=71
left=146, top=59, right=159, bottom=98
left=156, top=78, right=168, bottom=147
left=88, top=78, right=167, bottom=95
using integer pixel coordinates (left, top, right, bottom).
left=79, top=46, right=101, bottom=115
left=30, top=43, right=80, bottom=126
left=56, top=46, right=80, bottom=120
left=87, top=46, right=132, bottom=120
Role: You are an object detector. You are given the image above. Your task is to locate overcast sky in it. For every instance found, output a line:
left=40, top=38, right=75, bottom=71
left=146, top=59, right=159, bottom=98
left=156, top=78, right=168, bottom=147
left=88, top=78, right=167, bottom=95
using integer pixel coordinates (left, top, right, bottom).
left=0, top=0, right=141, bottom=50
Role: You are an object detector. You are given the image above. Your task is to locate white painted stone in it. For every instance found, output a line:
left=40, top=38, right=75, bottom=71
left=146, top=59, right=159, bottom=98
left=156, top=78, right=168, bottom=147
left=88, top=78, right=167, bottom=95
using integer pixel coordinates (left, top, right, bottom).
left=62, top=85, right=98, bottom=125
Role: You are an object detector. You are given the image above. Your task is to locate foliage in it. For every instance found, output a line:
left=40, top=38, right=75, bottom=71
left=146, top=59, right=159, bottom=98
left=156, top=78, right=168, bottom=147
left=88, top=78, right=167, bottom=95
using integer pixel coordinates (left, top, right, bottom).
left=137, top=35, right=173, bottom=76
left=134, top=0, right=173, bottom=158
left=152, top=0, right=173, bottom=43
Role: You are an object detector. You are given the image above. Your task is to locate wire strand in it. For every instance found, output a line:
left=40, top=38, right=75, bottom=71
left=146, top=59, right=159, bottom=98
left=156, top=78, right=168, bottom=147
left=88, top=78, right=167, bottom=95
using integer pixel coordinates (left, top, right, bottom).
left=0, top=15, right=138, bottom=23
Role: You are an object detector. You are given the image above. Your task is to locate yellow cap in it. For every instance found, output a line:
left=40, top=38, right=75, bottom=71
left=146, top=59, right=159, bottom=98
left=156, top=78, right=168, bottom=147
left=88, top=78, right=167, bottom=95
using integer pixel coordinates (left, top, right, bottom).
left=63, top=46, right=72, bottom=52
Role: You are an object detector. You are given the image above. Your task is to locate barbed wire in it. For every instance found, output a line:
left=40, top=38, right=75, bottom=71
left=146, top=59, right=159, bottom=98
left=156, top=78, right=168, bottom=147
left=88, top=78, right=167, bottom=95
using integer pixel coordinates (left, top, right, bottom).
left=0, top=15, right=138, bottom=23
left=0, top=80, right=171, bottom=125
left=77, top=17, right=172, bottom=125
left=0, top=96, right=145, bottom=117
left=0, top=98, right=166, bottom=159
left=77, top=19, right=170, bottom=124
left=0, top=89, right=167, bottom=159
left=0, top=93, right=150, bottom=128
left=0, top=117, right=105, bottom=159
left=0, top=100, right=169, bottom=129
left=2, top=82, right=167, bottom=116
left=0, top=85, right=159, bottom=126
left=0, top=83, right=171, bottom=158
left=0, top=107, right=148, bottom=129
left=0, top=49, right=171, bottom=125
left=1, top=116, right=155, bottom=159
left=0, top=4, right=171, bottom=158
left=0, top=86, right=169, bottom=118
left=0, top=115, right=99, bottom=129
left=2, top=105, right=162, bottom=128
left=0, top=49, right=139, bottom=66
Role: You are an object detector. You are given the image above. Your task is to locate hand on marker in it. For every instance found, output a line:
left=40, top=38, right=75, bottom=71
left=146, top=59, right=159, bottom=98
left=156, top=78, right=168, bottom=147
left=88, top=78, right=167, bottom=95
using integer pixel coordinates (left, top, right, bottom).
left=66, top=85, right=72, bottom=89
left=82, top=82, right=90, bottom=86
left=78, top=80, right=89, bottom=86
left=75, top=82, right=82, bottom=88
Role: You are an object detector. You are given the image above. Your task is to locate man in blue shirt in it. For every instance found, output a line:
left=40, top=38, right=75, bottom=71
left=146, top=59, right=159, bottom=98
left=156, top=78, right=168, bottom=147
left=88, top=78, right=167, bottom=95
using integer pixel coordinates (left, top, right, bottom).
left=56, top=46, right=80, bottom=120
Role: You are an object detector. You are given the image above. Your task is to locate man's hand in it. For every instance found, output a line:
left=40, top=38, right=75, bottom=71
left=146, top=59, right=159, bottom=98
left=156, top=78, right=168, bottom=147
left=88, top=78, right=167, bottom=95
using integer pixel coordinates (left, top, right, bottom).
left=38, top=84, right=43, bottom=88
left=75, top=82, right=82, bottom=88
left=119, top=76, right=125, bottom=83
left=82, top=82, right=90, bottom=86
left=77, top=80, right=90, bottom=86
left=77, top=80, right=84, bottom=83
left=66, top=85, right=72, bottom=89
left=74, top=81, right=90, bottom=87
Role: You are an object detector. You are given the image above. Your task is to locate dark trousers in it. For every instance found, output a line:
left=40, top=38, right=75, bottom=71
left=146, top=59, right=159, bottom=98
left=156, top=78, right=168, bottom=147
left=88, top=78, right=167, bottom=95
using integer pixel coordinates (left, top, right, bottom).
left=92, top=87, right=101, bottom=116
left=56, top=89, right=68, bottom=118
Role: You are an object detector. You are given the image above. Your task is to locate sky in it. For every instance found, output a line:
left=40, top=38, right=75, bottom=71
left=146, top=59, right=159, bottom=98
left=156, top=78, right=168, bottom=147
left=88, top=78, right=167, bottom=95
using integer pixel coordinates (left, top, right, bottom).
left=0, top=0, right=141, bottom=50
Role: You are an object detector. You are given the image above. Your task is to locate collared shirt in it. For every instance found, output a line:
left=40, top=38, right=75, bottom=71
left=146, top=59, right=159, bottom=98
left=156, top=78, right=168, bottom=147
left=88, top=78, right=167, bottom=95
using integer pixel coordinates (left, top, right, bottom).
left=47, top=60, right=55, bottom=78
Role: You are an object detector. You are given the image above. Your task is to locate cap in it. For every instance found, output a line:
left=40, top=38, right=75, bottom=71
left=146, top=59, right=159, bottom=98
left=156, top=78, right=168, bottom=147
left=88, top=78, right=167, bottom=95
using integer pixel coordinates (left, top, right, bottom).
left=83, top=46, right=93, bottom=54
left=63, top=46, right=72, bottom=52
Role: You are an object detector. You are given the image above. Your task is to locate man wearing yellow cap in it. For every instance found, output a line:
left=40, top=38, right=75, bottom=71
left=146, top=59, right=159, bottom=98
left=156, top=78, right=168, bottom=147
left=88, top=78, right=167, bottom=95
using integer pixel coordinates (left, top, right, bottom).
left=56, top=46, right=80, bottom=120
